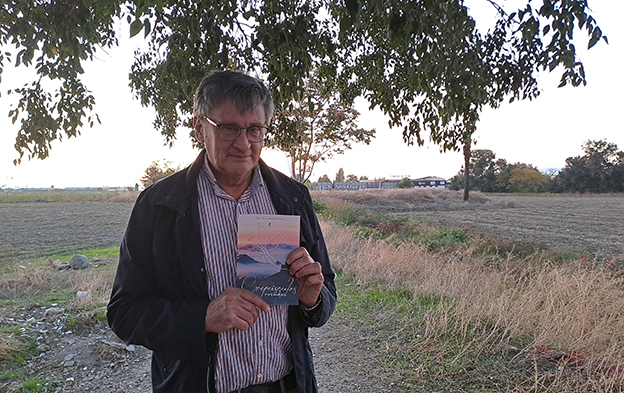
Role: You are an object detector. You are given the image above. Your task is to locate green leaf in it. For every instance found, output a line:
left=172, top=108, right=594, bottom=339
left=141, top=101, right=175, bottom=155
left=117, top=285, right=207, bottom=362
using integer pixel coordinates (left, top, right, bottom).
left=143, top=18, right=151, bottom=38
left=340, top=16, right=353, bottom=33
left=345, top=0, right=359, bottom=19
left=130, top=19, right=144, bottom=38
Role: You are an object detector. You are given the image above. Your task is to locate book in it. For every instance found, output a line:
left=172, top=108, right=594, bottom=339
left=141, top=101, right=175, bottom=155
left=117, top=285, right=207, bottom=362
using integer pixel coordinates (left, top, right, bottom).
left=236, top=214, right=300, bottom=305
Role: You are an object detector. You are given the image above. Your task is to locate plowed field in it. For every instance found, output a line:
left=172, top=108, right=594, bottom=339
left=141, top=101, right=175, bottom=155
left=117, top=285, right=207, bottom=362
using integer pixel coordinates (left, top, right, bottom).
left=404, top=195, right=624, bottom=259
left=1, top=193, right=623, bottom=264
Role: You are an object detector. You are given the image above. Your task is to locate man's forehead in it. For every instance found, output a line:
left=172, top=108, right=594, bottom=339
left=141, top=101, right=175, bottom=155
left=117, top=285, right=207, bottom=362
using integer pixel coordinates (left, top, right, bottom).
left=212, top=99, right=263, bottom=115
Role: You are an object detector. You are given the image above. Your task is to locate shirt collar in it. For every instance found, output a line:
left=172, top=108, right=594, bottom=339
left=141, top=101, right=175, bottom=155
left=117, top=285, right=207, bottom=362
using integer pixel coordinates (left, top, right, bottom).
left=201, top=154, right=264, bottom=199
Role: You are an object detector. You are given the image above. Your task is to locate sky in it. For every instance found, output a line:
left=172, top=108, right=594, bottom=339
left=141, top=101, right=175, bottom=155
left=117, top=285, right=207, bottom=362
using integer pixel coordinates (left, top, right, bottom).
left=1, top=1, right=622, bottom=189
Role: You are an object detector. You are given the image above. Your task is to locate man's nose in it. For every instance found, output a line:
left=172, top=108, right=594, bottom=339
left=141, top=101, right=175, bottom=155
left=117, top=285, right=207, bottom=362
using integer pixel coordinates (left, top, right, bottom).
left=232, top=129, right=251, bottom=149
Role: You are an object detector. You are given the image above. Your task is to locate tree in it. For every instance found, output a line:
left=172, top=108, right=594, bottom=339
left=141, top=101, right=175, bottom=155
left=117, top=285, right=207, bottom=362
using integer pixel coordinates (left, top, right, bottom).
left=267, top=69, right=374, bottom=184
left=334, top=0, right=606, bottom=200
left=496, top=161, right=538, bottom=191
left=450, top=149, right=507, bottom=192
left=317, top=174, right=331, bottom=183
left=556, top=139, right=624, bottom=193
left=2, top=0, right=606, bottom=168
left=506, top=168, right=549, bottom=193
left=140, top=160, right=179, bottom=188
left=359, top=176, right=369, bottom=181
left=397, top=177, right=414, bottom=189
left=346, top=174, right=359, bottom=182
left=334, top=168, right=345, bottom=183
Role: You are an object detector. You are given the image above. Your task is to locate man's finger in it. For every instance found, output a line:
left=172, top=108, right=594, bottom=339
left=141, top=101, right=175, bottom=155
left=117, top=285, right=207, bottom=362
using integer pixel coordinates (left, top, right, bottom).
left=286, top=247, right=309, bottom=265
left=290, top=256, right=322, bottom=277
left=239, top=289, right=270, bottom=313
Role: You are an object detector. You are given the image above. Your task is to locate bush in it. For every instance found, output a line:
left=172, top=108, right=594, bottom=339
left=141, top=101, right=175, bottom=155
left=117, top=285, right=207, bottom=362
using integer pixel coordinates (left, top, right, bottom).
left=397, top=177, right=414, bottom=188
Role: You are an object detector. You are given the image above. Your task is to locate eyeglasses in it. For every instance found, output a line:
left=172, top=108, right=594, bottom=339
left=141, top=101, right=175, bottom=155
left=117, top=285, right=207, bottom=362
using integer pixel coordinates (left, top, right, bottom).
left=202, top=116, right=267, bottom=142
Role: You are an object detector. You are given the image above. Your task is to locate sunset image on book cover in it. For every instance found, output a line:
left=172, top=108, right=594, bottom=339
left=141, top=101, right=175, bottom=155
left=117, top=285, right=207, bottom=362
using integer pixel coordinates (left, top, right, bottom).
left=236, top=214, right=300, bottom=305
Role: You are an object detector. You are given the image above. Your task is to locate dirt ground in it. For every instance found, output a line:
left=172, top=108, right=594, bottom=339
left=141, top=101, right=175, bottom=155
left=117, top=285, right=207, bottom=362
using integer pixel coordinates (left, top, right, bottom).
left=1, top=309, right=404, bottom=393
left=1, top=193, right=622, bottom=392
left=0, top=201, right=134, bottom=262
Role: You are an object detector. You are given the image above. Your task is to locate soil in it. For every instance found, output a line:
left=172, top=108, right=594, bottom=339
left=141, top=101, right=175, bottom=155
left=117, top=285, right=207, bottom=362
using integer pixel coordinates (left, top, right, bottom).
left=0, top=201, right=133, bottom=262
left=1, top=193, right=622, bottom=392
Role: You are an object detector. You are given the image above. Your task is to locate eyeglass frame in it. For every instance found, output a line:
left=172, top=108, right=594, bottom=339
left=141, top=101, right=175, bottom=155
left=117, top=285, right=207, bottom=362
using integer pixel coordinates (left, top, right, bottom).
left=201, top=116, right=268, bottom=143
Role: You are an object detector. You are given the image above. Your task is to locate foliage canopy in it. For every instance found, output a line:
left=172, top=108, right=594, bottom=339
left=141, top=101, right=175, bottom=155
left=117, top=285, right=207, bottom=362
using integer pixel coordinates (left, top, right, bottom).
left=0, top=0, right=607, bottom=164
left=555, top=139, right=624, bottom=193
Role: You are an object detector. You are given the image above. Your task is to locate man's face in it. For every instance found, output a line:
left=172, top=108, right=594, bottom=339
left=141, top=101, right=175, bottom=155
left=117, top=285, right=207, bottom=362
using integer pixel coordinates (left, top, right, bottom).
left=194, top=101, right=266, bottom=185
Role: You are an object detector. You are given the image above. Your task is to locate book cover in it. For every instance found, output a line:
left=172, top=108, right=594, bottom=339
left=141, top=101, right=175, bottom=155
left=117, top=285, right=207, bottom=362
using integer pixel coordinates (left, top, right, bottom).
left=236, top=214, right=300, bottom=305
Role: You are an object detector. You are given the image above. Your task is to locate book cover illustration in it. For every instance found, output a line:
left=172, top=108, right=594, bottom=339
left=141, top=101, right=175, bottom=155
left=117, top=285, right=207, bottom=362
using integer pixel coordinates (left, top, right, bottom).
left=236, top=214, right=300, bottom=305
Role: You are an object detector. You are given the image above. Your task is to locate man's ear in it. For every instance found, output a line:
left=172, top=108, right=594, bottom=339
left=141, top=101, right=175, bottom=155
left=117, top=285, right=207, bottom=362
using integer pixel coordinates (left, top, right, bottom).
left=193, top=116, right=205, bottom=144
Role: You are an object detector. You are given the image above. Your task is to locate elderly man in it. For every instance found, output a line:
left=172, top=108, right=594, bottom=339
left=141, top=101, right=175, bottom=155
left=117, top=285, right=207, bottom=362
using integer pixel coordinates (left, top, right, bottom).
left=107, top=70, right=336, bottom=393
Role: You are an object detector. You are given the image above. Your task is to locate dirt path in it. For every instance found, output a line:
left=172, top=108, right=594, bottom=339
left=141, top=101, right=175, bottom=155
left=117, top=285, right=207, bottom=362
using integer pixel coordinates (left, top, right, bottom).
left=0, top=310, right=406, bottom=393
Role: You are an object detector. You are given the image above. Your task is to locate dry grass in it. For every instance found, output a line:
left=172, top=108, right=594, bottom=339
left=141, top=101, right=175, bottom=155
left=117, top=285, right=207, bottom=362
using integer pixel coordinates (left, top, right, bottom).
left=322, top=218, right=624, bottom=389
left=0, top=264, right=116, bottom=309
left=107, top=191, right=140, bottom=202
left=0, top=190, right=139, bottom=203
left=0, top=332, right=19, bottom=360
left=71, top=269, right=113, bottom=307
left=312, top=188, right=496, bottom=213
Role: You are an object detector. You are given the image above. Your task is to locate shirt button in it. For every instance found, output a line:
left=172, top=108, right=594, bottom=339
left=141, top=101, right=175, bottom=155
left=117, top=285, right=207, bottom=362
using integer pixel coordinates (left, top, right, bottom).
left=200, top=268, right=205, bottom=272
left=257, top=373, right=263, bottom=379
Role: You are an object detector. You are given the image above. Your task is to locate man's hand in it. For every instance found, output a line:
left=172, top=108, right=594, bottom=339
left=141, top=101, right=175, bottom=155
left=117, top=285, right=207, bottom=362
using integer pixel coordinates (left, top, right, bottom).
left=204, top=288, right=270, bottom=333
left=286, top=247, right=324, bottom=308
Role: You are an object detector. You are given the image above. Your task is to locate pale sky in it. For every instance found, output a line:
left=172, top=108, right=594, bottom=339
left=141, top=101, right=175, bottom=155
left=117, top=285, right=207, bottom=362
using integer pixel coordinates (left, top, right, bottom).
left=1, top=1, right=622, bottom=189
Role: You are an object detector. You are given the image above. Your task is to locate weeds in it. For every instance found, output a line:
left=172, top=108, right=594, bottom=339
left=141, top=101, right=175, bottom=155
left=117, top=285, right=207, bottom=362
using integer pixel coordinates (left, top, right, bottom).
left=21, top=377, right=45, bottom=392
left=323, top=212, right=624, bottom=391
left=319, top=200, right=473, bottom=250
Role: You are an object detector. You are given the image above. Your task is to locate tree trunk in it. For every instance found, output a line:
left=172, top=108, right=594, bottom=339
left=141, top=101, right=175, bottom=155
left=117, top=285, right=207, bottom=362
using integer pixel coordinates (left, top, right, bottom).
left=463, top=137, right=471, bottom=201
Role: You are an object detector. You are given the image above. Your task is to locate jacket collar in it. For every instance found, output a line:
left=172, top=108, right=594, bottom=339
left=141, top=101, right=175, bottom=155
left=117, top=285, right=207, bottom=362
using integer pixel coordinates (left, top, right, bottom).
left=259, top=159, right=306, bottom=214
left=150, top=149, right=306, bottom=214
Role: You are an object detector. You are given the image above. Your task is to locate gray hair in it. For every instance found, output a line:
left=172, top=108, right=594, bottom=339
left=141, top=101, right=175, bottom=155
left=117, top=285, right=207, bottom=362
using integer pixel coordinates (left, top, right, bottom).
left=193, top=70, right=274, bottom=122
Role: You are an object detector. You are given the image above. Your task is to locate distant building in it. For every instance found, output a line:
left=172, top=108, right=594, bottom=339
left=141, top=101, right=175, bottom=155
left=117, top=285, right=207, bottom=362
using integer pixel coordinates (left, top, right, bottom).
left=411, top=176, right=448, bottom=189
left=311, top=176, right=448, bottom=191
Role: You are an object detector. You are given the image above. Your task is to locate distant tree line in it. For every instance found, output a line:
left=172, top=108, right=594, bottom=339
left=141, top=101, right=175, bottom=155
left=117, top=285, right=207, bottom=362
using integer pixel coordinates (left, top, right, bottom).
left=450, top=140, right=624, bottom=194
left=317, top=168, right=369, bottom=184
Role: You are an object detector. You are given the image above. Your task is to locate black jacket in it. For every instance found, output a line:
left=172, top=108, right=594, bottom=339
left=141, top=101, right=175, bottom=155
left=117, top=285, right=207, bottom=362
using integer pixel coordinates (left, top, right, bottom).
left=107, top=151, right=336, bottom=392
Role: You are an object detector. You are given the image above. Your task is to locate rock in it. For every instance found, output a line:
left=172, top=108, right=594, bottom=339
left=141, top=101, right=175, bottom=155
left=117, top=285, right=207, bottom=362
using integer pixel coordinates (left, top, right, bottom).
left=69, top=254, right=90, bottom=270
left=63, top=360, right=75, bottom=367
left=76, top=291, right=89, bottom=299
left=43, top=307, right=65, bottom=318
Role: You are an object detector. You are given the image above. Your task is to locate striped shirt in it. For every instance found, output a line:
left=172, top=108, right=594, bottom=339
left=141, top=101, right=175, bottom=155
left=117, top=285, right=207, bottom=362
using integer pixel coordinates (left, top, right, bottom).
left=197, top=157, right=292, bottom=393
